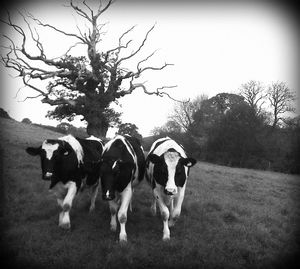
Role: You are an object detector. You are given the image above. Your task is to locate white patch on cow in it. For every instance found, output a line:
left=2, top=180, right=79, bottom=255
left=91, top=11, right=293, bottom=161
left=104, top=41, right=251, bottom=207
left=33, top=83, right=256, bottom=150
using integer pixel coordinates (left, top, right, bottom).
left=151, top=138, right=187, bottom=158
left=164, top=151, right=181, bottom=194
left=117, top=181, right=133, bottom=242
left=112, top=160, right=118, bottom=169
left=153, top=187, right=170, bottom=240
left=42, top=141, right=59, bottom=160
left=50, top=181, right=77, bottom=229
left=63, top=181, right=77, bottom=208
left=59, top=135, right=84, bottom=165
left=86, top=135, right=103, bottom=144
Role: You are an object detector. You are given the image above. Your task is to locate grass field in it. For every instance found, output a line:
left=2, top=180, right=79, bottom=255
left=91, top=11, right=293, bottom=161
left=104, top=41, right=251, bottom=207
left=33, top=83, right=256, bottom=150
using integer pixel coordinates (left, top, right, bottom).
left=1, top=117, right=300, bottom=269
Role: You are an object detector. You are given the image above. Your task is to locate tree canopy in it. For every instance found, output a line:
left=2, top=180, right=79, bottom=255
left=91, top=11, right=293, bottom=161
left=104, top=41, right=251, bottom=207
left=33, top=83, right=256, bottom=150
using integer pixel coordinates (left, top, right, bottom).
left=1, top=0, right=176, bottom=137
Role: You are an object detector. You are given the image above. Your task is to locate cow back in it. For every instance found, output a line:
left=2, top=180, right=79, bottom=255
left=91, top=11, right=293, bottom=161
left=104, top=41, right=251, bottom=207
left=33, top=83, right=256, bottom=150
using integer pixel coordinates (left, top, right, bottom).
left=124, top=135, right=145, bottom=182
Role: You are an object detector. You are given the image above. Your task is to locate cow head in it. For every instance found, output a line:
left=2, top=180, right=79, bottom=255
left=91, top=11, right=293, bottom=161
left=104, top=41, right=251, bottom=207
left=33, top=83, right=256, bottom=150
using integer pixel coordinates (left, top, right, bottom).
left=26, top=139, right=74, bottom=181
left=99, top=157, right=135, bottom=201
left=148, top=149, right=196, bottom=195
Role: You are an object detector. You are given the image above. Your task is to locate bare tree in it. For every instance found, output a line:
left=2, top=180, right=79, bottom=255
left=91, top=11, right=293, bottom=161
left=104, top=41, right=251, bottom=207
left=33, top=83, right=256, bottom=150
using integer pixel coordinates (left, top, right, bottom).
left=267, top=81, right=296, bottom=128
left=0, top=0, right=176, bottom=137
left=169, top=94, right=208, bottom=132
left=239, top=80, right=266, bottom=115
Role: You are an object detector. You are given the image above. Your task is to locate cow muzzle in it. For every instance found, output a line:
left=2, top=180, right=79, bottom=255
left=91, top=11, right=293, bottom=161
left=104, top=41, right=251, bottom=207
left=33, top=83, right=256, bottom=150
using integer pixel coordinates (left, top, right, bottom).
left=164, top=187, right=177, bottom=195
left=43, top=172, right=53, bottom=180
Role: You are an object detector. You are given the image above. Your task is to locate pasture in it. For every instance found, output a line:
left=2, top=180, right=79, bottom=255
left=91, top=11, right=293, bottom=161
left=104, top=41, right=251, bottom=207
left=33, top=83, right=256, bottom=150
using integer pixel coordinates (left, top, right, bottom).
left=1, top=117, right=300, bottom=268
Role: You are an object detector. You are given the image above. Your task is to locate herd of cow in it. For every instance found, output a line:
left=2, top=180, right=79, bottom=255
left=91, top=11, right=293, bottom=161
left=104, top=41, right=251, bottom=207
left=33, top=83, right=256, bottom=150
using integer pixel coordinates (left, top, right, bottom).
left=26, top=134, right=197, bottom=242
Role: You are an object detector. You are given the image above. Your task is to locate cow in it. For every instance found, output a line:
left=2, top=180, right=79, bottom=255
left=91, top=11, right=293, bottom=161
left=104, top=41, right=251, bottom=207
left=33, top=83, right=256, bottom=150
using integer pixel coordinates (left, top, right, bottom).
left=99, top=135, right=145, bottom=242
left=26, top=134, right=103, bottom=230
left=146, top=137, right=197, bottom=240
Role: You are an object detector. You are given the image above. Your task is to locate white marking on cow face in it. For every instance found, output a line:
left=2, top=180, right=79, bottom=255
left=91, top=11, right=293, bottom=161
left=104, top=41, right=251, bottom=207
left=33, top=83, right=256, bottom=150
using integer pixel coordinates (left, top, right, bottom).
left=112, top=160, right=118, bottom=169
left=42, top=141, right=59, bottom=160
left=163, top=151, right=180, bottom=195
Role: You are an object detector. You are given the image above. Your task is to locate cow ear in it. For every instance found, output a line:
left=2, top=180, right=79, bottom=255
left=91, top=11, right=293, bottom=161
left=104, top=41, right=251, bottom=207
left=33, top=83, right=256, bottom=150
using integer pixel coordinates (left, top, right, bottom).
left=181, top=157, right=197, bottom=167
left=26, top=146, right=41, bottom=156
left=147, top=154, right=162, bottom=164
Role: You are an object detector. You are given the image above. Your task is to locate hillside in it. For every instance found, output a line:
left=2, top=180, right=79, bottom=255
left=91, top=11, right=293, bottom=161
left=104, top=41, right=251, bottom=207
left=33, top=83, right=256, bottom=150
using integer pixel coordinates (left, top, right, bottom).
left=0, top=117, right=300, bottom=269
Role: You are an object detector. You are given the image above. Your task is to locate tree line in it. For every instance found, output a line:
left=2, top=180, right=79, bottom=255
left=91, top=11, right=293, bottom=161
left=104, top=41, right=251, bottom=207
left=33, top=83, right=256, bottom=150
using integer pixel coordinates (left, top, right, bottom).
left=149, top=81, right=299, bottom=174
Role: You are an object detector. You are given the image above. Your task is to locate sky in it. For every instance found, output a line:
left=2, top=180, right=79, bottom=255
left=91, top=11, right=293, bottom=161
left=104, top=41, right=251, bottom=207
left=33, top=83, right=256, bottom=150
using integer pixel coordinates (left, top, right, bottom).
left=1, top=0, right=299, bottom=137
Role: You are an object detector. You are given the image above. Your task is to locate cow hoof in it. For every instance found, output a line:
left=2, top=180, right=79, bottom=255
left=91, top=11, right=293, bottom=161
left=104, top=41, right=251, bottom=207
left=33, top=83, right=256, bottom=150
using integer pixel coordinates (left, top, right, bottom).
left=119, top=234, right=127, bottom=243
left=150, top=207, right=157, bottom=216
left=169, top=217, right=178, bottom=227
left=168, top=219, right=175, bottom=227
left=162, top=236, right=170, bottom=241
left=59, top=222, right=71, bottom=230
left=110, top=225, right=117, bottom=232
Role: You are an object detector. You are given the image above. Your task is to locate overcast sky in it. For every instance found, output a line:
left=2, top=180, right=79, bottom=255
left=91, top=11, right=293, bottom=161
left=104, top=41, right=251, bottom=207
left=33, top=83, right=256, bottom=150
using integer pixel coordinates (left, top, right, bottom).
left=1, top=0, right=299, bottom=137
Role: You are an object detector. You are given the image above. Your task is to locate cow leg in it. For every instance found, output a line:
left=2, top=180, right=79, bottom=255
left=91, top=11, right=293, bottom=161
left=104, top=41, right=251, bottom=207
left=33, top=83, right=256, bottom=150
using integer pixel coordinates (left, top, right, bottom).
left=89, top=181, right=99, bottom=212
left=57, top=198, right=64, bottom=208
left=118, top=182, right=133, bottom=242
left=169, top=198, right=175, bottom=227
left=50, top=183, right=67, bottom=228
left=169, top=185, right=186, bottom=227
left=154, top=188, right=170, bottom=241
left=108, top=200, right=119, bottom=232
left=150, top=196, right=157, bottom=216
left=129, top=189, right=134, bottom=212
left=59, top=182, right=77, bottom=229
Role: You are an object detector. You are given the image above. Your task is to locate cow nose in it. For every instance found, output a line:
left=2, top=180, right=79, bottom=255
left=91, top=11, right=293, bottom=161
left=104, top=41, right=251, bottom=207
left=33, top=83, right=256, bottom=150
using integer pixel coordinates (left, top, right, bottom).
left=43, top=172, right=53, bottom=180
left=164, top=187, right=177, bottom=195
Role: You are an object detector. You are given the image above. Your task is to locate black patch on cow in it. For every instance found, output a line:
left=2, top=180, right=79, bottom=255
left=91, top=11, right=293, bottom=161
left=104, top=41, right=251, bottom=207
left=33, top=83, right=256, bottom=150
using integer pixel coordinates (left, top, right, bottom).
left=100, top=136, right=145, bottom=199
left=76, top=138, right=103, bottom=186
left=26, top=136, right=103, bottom=190
left=124, top=135, right=145, bottom=182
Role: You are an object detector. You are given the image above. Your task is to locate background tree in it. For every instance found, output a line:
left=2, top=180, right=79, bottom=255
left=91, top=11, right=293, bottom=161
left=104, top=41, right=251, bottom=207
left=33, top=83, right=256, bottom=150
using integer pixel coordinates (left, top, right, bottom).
left=168, top=94, right=208, bottom=132
left=151, top=120, right=181, bottom=136
left=56, top=122, right=72, bottom=133
left=21, top=118, right=32, bottom=124
left=267, top=82, right=296, bottom=128
left=239, top=80, right=266, bottom=116
left=116, top=122, right=142, bottom=140
left=1, top=0, right=175, bottom=137
left=0, top=108, right=11, bottom=119
left=190, top=93, right=264, bottom=163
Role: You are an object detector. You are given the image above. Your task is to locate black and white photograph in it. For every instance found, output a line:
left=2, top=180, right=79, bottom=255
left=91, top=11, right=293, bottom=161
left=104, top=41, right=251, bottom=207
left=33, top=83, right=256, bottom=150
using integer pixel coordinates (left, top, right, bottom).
left=0, top=0, right=299, bottom=268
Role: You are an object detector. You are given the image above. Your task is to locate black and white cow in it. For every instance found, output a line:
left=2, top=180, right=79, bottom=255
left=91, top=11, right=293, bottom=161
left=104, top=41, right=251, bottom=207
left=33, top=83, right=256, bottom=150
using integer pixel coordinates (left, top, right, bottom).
left=26, top=135, right=103, bottom=229
left=99, top=135, right=145, bottom=242
left=146, top=137, right=197, bottom=240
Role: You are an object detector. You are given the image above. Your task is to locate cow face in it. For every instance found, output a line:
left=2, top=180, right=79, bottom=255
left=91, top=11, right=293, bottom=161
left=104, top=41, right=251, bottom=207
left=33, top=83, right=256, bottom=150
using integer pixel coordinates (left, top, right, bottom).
left=148, top=149, right=196, bottom=195
left=99, top=158, right=135, bottom=201
left=26, top=140, right=73, bottom=181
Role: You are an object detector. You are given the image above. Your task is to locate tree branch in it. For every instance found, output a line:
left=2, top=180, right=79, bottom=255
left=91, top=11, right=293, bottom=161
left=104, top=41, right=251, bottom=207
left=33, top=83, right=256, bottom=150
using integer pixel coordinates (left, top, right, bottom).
left=27, top=12, right=86, bottom=42
left=117, top=24, right=156, bottom=65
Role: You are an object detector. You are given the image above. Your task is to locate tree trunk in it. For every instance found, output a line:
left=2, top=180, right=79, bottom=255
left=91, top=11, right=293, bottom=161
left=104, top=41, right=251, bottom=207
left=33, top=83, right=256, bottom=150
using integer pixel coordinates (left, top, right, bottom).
left=86, top=120, right=108, bottom=138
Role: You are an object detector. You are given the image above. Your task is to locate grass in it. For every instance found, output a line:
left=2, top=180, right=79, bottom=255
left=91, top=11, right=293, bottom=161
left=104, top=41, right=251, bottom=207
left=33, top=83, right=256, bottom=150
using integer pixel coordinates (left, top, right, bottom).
left=1, top=117, right=300, bottom=268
